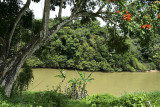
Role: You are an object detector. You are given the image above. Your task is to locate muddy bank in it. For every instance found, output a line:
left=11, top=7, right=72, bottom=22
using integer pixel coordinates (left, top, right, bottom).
left=146, top=70, right=159, bottom=72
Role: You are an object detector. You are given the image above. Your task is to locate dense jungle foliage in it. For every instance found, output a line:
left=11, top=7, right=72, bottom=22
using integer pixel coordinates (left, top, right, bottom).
left=25, top=19, right=160, bottom=72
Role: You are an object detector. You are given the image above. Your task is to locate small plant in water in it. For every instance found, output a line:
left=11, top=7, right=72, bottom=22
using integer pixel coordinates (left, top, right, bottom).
left=66, top=70, right=94, bottom=99
left=55, top=69, right=66, bottom=92
left=55, top=69, right=94, bottom=99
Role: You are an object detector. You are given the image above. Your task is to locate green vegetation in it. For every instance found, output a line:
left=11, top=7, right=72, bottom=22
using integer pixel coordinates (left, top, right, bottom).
left=12, top=63, right=34, bottom=95
left=56, top=70, right=94, bottom=99
left=1, top=87, right=160, bottom=107
left=26, top=19, right=160, bottom=72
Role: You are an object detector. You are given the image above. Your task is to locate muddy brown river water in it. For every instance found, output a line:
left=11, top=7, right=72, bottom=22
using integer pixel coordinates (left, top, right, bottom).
left=28, top=69, right=160, bottom=96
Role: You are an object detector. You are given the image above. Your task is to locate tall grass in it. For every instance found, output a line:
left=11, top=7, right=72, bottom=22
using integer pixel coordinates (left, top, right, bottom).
left=0, top=87, right=160, bottom=107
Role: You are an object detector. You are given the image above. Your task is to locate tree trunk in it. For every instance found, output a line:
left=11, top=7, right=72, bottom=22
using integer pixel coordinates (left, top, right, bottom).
left=0, top=0, right=50, bottom=97
left=3, top=58, right=26, bottom=97
left=0, top=0, right=77, bottom=97
left=0, top=35, right=42, bottom=97
left=0, top=0, right=31, bottom=66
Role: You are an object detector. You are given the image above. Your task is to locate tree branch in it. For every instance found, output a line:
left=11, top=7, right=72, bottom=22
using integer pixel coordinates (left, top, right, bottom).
left=97, top=2, right=107, bottom=13
left=0, top=37, right=5, bottom=57
left=4, top=0, right=31, bottom=57
left=71, top=0, right=85, bottom=16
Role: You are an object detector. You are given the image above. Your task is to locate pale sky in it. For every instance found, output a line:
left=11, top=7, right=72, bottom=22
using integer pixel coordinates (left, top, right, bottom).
left=22, top=0, right=105, bottom=26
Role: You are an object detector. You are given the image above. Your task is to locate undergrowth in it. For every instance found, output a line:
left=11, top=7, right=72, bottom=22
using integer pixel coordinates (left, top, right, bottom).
left=0, top=87, right=160, bottom=107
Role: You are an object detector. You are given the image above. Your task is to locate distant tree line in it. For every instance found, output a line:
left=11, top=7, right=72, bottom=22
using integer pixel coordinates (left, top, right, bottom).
left=26, top=19, right=160, bottom=72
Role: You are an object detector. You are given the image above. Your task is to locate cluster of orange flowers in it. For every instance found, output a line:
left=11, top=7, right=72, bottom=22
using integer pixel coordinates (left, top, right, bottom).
left=123, top=13, right=131, bottom=21
left=153, top=1, right=160, bottom=4
left=141, top=24, right=151, bottom=29
left=116, top=10, right=131, bottom=21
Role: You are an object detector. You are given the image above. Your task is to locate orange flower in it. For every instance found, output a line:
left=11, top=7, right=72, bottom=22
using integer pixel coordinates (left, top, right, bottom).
left=127, top=17, right=131, bottom=21
left=125, top=11, right=128, bottom=14
left=141, top=24, right=151, bottom=29
left=141, top=25, right=145, bottom=29
left=158, top=14, right=160, bottom=19
left=123, top=17, right=127, bottom=20
left=146, top=24, right=151, bottom=29
left=117, top=11, right=120, bottom=14
left=153, top=1, right=156, bottom=4
left=123, top=14, right=126, bottom=18
left=127, top=14, right=131, bottom=17
left=123, top=13, right=131, bottom=21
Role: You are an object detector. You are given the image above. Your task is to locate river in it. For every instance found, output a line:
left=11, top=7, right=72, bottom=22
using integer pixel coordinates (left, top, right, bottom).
left=28, top=68, right=160, bottom=96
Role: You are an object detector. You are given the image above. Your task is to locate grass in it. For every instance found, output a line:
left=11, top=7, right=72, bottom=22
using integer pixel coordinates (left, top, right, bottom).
left=0, top=87, right=160, bottom=107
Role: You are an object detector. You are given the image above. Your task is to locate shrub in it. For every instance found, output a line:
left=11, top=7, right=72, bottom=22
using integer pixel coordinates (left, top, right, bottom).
left=26, top=56, right=44, bottom=67
left=111, top=93, right=148, bottom=106
left=131, top=57, right=147, bottom=71
left=85, top=94, right=116, bottom=106
left=66, top=59, right=75, bottom=68
left=147, top=91, right=160, bottom=106
left=144, top=62, right=157, bottom=70
left=13, top=63, right=34, bottom=95
left=31, top=91, right=69, bottom=107
left=125, top=64, right=136, bottom=72
left=98, top=61, right=113, bottom=72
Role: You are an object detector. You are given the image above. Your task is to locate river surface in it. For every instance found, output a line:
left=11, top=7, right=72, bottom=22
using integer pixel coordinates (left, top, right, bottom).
left=28, top=69, right=160, bottom=96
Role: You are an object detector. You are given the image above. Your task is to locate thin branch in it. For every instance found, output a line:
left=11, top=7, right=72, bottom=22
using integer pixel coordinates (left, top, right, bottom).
left=98, top=11, right=115, bottom=15
left=0, top=37, right=5, bottom=57
left=77, top=10, right=117, bottom=36
left=71, top=0, right=85, bottom=16
left=97, top=2, right=107, bottom=13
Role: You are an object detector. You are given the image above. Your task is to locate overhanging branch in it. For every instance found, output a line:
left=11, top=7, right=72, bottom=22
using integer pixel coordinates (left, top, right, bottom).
left=71, top=0, right=85, bottom=16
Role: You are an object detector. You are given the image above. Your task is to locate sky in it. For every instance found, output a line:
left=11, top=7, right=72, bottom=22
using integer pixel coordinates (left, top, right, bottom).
left=22, top=0, right=106, bottom=26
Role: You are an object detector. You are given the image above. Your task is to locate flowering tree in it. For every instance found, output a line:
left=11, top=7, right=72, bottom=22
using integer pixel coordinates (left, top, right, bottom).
left=111, top=0, right=160, bottom=49
left=0, top=0, right=159, bottom=97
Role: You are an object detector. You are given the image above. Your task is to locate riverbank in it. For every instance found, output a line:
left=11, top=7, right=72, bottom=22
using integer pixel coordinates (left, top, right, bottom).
left=0, top=89, right=160, bottom=106
left=146, top=70, right=160, bottom=72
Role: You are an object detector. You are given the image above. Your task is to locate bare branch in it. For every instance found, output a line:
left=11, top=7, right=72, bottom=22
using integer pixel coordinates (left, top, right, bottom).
left=71, top=0, right=85, bottom=16
left=0, top=37, right=6, bottom=57
left=97, top=2, right=107, bottom=13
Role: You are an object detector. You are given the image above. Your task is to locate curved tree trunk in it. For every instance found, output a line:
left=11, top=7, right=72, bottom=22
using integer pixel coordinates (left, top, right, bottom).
left=0, top=0, right=50, bottom=97
left=0, top=0, right=31, bottom=71
left=0, top=0, right=76, bottom=97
